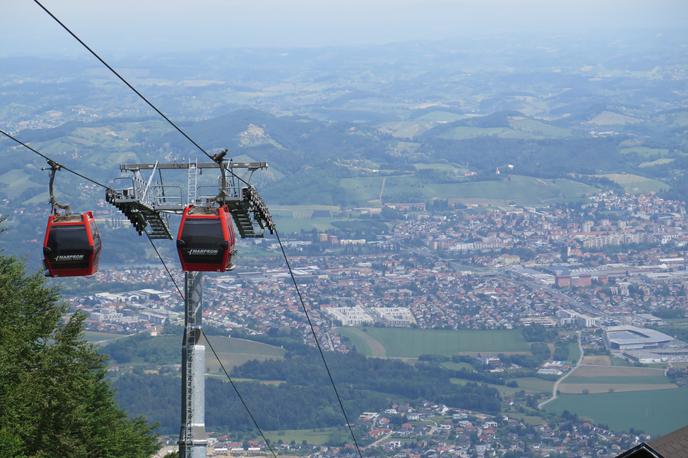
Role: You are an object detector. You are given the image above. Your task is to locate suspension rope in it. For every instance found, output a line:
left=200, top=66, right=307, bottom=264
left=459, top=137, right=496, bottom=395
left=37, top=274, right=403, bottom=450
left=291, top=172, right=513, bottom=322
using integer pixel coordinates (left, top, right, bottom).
left=2, top=128, right=275, bottom=455
left=32, top=0, right=249, bottom=187
left=145, top=235, right=277, bottom=456
left=14, top=6, right=354, bottom=451
left=0, top=128, right=111, bottom=190
left=145, top=233, right=184, bottom=300
left=201, top=328, right=278, bottom=458
left=274, top=229, right=363, bottom=458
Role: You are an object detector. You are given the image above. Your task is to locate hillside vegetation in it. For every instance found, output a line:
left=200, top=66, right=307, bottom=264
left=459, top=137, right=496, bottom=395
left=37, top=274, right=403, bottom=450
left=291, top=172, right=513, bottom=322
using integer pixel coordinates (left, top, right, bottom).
left=0, top=254, right=158, bottom=457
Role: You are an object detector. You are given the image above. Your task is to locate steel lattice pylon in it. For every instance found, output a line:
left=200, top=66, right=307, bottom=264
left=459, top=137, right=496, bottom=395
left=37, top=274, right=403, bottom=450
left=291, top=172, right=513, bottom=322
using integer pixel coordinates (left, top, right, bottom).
left=179, top=272, right=207, bottom=458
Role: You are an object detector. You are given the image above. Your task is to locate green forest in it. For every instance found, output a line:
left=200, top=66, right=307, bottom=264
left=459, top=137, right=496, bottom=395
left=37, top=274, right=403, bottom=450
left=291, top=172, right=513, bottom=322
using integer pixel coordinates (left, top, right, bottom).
left=110, top=340, right=502, bottom=435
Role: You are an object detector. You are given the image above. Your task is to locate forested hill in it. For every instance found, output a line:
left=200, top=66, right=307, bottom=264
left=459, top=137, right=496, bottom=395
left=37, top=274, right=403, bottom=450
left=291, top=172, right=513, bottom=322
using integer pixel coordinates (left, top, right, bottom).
left=106, top=331, right=501, bottom=435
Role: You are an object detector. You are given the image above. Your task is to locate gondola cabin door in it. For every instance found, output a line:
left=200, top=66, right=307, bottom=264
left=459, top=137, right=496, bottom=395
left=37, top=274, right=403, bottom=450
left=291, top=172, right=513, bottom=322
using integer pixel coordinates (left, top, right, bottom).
left=176, top=205, right=236, bottom=272
left=43, top=211, right=101, bottom=277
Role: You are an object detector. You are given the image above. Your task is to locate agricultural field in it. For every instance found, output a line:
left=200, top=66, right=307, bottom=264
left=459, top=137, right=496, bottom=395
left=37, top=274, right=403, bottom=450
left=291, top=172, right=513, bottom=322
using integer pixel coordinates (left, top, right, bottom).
left=83, top=331, right=127, bottom=343
left=101, top=334, right=284, bottom=371
left=511, top=377, right=554, bottom=394
left=545, top=388, right=688, bottom=436
left=558, top=365, right=676, bottom=394
left=204, top=336, right=285, bottom=373
left=581, top=355, right=611, bottom=366
left=0, top=169, right=42, bottom=200
left=269, top=204, right=351, bottom=233
left=450, top=378, right=523, bottom=397
left=338, top=327, right=530, bottom=358
left=377, top=120, right=435, bottom=138
left=450, top=376, right=552, bottom=397
left=336, top=173, right=598, bottom=206
left=337, top=327, right=387, bottom=357
left=422, top=176, right=597, bottom=205
left=595, top=173, right=667, bottom=194
left=265, top=428, right=349, bottom=446
left=437, top=117, right=571, bottom=140
left=567, top=341, right=582, bottom=364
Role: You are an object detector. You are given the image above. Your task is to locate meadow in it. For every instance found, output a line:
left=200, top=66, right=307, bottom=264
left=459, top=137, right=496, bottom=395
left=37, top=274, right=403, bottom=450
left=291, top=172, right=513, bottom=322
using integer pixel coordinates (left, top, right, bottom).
left=265, top=427, right=349, bottom=446
left=595, top=173, right=667, bottom=194
left=203, top=336, right=285, bottom=372
left=545, top=388, right=688, bottom=436
left=334, top=174, right=597, bottom=207
left=558, top=364, right=675, bottom=394
left=83, top=330, right=127, bottom=343
left=101, top=333, right=284, bottom=371
left=338, top=327, right=530, bottom=358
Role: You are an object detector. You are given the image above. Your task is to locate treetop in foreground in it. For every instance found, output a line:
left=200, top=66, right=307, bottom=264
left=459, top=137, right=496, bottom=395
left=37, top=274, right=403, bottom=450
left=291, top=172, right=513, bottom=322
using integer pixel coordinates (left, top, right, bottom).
left=0, top=255, right=158, bottom=457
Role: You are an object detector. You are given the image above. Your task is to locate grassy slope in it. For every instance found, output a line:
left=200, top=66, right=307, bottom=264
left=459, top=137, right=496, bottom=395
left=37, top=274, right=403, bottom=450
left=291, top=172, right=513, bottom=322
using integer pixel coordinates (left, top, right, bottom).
left=337, top=174, right=597, bottom=206
left=204, top=336, right=285, bottom=372
left=337, top=327, right=387, bottom=357
left=595, top=173, right=667, bottom=193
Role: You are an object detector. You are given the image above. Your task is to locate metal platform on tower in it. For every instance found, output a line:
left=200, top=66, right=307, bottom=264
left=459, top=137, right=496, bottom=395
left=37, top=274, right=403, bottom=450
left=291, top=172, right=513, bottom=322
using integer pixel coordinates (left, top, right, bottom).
left=105, top=154, right=276, bottom=458
left=105, top=159, right=275, bottom=239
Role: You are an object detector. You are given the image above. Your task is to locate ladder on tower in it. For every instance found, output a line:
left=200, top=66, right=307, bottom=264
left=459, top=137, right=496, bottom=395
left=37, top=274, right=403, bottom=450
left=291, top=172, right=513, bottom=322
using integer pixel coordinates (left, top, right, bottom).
left=187, top=159, right=198, bottom=205
left=182, top=326, right=194, bottom=449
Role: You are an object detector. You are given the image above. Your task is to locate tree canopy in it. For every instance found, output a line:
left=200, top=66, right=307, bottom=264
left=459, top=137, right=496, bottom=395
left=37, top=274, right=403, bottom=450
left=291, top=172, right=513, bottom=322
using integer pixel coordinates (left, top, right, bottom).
left=0, top=255, right=159, bottom=457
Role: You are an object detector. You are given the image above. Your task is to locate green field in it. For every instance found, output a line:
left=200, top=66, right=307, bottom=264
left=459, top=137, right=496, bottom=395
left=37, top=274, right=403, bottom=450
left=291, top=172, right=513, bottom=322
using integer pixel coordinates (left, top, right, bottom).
left=559, top=365, right=675, bottom=394
left=0, top=169, right=42, bottom=200
left=422, top=176, right=596, bottom=205
left=336, top=174, right=597, bottom=206
left=595, top=173, right=667, bottom=194
left=451, top=377, right=523, bottom=396
left=83, top=331, right=128, bottom=343
left=440, top=361, right=475, bottom=371
left=204, top=336, right=285, bottom=372
left=414, top=110, right=464, bottom=123
left=437, top=118, right=571, bottom=140
left=567, top=341, right=581, bottom=364
left=451, top=376, right=552, bottom=397
left=545, top=388, right=688, bottom=436
left=512, top=377, right=554, bottom=394
left=564, top=375, right=670, bottom=385
left=338, top=327, right=530, bottom=358
left=265, top=428, right=349, bottom=446
left=103, top=334, right=284, bottom=371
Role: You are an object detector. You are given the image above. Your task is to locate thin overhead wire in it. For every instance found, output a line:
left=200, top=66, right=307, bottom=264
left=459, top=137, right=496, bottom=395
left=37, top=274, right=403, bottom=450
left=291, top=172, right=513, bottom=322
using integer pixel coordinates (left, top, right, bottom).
left=0, top=128, right=111, bottom=190
left=201, top=328, right=278, bottom=458
left=145, top=233, right=184, bottom=300
left=2, top=126, right=275, bottom=455
left=145, top=237, right=277, bottom=457
left=274, top=229, right=364, bottom=458
left=25, top=4, right=352, bottom=453
left=32, top=0, right=249, bottom=187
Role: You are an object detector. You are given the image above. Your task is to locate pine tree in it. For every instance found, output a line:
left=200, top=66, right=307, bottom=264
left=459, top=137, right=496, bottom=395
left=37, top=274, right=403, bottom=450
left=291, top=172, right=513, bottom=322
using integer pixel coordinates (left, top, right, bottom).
left=0, top=255, right=159, bottom=457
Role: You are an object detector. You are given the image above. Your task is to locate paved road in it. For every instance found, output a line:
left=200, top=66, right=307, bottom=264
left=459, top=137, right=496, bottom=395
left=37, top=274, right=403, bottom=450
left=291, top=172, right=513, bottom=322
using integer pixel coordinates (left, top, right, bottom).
left=364, top=431, right=393, bottom=450
left=538, top=331, right=583, bottom=410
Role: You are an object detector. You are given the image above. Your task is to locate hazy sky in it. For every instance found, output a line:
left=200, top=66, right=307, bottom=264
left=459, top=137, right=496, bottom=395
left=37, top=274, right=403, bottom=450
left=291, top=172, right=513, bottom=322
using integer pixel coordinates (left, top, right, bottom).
left=2, top=0, right=686, bottom=57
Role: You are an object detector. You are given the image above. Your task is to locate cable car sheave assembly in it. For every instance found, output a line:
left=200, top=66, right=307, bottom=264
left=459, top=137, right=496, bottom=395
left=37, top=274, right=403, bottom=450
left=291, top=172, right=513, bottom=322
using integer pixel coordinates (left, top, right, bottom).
left=106, top=153, right=275, bottom=272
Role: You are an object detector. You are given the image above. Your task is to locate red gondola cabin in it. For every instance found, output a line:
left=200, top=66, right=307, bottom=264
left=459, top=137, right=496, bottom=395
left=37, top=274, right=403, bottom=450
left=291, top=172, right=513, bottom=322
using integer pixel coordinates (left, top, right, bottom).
left=43, top=211, right=102, bottom=277
left=176, top=205, right=236, bottom=272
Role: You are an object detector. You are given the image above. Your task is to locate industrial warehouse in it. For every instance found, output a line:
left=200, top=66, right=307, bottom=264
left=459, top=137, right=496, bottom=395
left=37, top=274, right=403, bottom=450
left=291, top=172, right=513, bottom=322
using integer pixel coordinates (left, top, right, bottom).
left=606, top=326, right=674, bottom=351
left=606, top=325, right=688, bottom=365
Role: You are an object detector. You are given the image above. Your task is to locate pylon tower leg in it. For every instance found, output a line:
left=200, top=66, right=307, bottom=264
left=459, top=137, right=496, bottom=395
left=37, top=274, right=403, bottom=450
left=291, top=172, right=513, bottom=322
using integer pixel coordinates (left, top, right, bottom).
left=179, top=271, right=208, bottom=458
